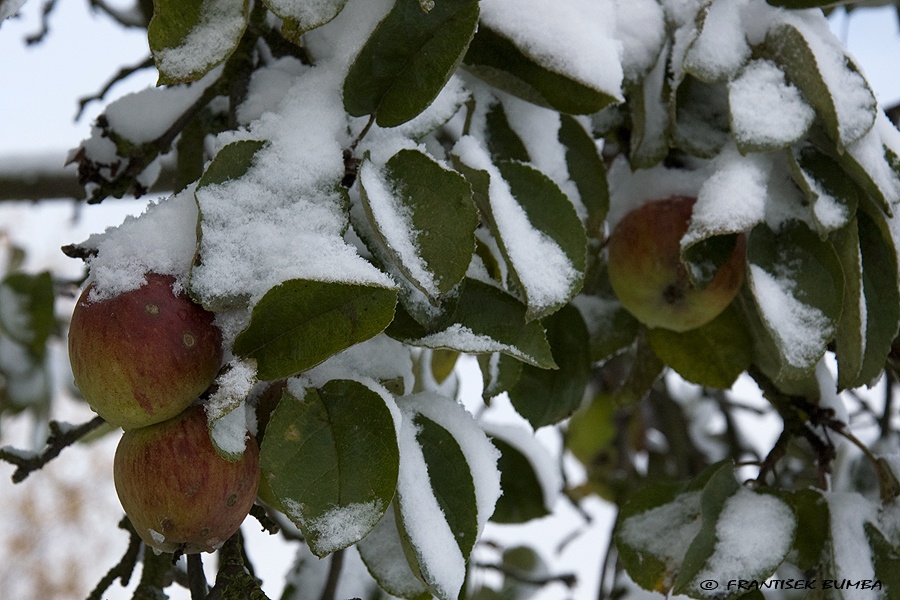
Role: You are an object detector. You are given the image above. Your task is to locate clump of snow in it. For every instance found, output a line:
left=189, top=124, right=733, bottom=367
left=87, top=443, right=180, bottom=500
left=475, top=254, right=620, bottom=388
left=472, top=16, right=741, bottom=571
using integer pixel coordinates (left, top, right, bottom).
left=304, top=334, right=414, bottom=396
left=238, top=57, right=309, bottom=125
left=847, top=112, right=900, bottom=212
left=208, top=398, right=252, bottom=457
left=748, top=264, right=830, bottom=369
left=614, top=0, right=665, bottom=82
left=452, top=136, right=578, bottom=313
left=283, top=499, right=384, bottom=555
left=684, top=0, right=751, bottom=82
left=479, top=0, right=624, bottom=101
left=413, top=324, right=536, bottom=366
left=618, top=491, right=703, bottom=582
left=76, top=185, right=200, bottom=300
left=153, top=0, right=247, bottom=82
left=694, top=487, right=796, bottom=595
left=206, top=358, right=258, bottom=421
left=359, top=158, right=439, bottom=296
left=728, top=59, right=815, bottom=149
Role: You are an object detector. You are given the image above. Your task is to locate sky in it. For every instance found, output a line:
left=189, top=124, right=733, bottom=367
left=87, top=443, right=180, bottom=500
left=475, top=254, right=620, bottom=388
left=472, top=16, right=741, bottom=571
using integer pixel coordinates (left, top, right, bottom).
left=0, top=2, right=899, bottom=600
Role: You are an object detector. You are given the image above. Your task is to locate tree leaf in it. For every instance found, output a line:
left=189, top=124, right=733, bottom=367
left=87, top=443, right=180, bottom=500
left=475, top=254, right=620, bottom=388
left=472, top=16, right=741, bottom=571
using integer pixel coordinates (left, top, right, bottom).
left=508, top=305, right=590, bottom=428
left=197, top=139, right=265, bottom=188
left=866, top=522, right=900, bottom=598
left=463, top=24, right=619, bottom=115
left=477, top=352, right=522, bottom=402
left=558, top=114, right=609, bottom=239
left=148, top=0, right=250, bottom=85
left=343, top=0, right=480, bottom=127
left=831, top=218, right=866, bottom=390
left=788, top=144, right=858, bottom=235
left=765, top=21, right=876, bottom=149
left=262, top=0, right=347, bottom=35
left=485, top=101, right=529, bottom=163
left=647, top=305, right=753, bottom=390
left=673, top=76, right=730, bottom=158
left=258, top=381, right=399, bottom=556
left=0, top=271, right=55, bottom=357
left=783, top=488, right=829, bottom=571
left=357, top=502, right=430, bottom=599
left=393, top=278, right=556, bottom=369
left=232, top=279, right=398, bottom=380
left=357, top=149, right=477, bottom=298
left=746, top=221, right=844, bottom=380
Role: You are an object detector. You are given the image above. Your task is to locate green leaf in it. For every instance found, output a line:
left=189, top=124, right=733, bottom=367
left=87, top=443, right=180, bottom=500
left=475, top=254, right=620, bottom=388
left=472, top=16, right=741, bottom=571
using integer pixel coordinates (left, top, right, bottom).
left=627, top=45, right=670, bottom=169
left=784, top=488, right=829, bottom=571
left=508, top=305, right=590, bottom=428
left=831, top=218, right=866, bottom=390
left=855, top=209, right=900, bottom=386
left=746, top=221, right=844, bottom=380
left=866, top=521, right=900, bottom=597
left=148, top=0, right=250, bottom=85
left=393, top=278, right=556, bottom=369
left=485, top=101, right=529, bottom=163
left=647, top=305, right=753, bottom=389
left=343, top=0, right=480, bottom=127
left=357, top=502, right=430, bottom=599
left=788, top=144, right=858, bottom=235
left=262, top=0, right=347, bottom=35
left=258, top=381, right=399, bottom=556
left=0, top=271, right=55, bottom=357
left=463, top=25, right=619, bottom=115
left=198, top=139, right=265, bottom=188
left=558, top=114, right=609, bottom=239
left=765, top=22, right=876, bottom=149
left=357, top=149, right=477, bottom=298
left=574, top=292, right=640, bottom=364
left=233, top=279, right=398, bottom=380
left=488, top=433, right=550, bottom=524
left=673, top=76, right=730, bottom=158
left=477, top=352, right=522, bottom=402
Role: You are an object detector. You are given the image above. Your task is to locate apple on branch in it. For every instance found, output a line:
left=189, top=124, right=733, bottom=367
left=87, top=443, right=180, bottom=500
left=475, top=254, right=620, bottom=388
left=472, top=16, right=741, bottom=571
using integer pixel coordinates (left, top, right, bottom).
left=68, top=273, right=223, bottom=429
left=607, top=196, right=745, bottom=332
left=114, top=405, right=260, bottom=554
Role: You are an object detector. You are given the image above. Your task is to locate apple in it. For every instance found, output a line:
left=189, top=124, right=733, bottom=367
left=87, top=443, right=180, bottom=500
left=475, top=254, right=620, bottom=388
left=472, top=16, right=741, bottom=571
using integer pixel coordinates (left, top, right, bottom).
left=114, top=405, right=260, bottom=554
left=68, top=273, right=223, bottom=429
left=607, top=196, right=745, bottom=332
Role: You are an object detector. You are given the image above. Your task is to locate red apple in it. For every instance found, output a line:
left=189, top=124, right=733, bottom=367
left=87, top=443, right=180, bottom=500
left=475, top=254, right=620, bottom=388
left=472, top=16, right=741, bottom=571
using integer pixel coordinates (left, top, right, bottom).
left=68, top=273, right=222, bottom=429
left=607, top=196, right=745, bottom=332
left=114, top=405, right=260, bottom=554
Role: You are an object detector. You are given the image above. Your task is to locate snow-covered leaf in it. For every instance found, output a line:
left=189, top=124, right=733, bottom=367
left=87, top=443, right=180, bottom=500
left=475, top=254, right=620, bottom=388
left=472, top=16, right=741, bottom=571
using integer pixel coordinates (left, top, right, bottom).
left=840, top=112, right=900, bottom=218
left=391, top=278, right=556, bottom=369
left=627, top=40, right=670, bottom=169
left=866, top=521, right=900, bottom=598
left=729, top=59, right=815, bottom=154
left=259, top=380, right=399, bottom=556
left=508, top=304, right=590, bottom=428
left=673, top=76, right=730, bottom=158
left=673, top=465, right=796, bottom=598
left=453, top=138, right=586, bottom=321
left=392, top=393, right=501, bottom=600
left=485, top=101, right=529, bottom=163
left=477, top=352, right=522, bottom=402
left=765, top=20, right=876, bottom=150
left=343, top=0, right=480, bottom=127
left=358, top=149, right=477, bottom=299
left=464, top=0, right=622, bottom=115
left=232, top=279, right=398, bottom=380
left=648, top=305, right=752, bottom=390
left=788, top=144, right=858, bottom=235
left=831, top=218, right=866, bottom=390
left=684, top=0, right=751, bottom=83
left=747, top=221, right=843, bottom=379
left=263, top=0, right=347, bottom=35
left=149, top=0, right=250, bottom=85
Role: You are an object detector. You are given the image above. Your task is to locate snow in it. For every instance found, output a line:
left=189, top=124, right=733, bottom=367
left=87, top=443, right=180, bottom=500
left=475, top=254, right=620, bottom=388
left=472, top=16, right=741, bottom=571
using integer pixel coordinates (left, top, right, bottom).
left=359, top=158, right=439, bottom=296
left=304, top=334, right=414, bottom=396
left=827, top=492, right=880, bottom=600
left=748, top=264, right=830, bottom=369
left=153, top=0, right=247, bottom=82
left=479, top=0, right=623, bottom=101
left=614, top=0, right=665, bottom=82
left=481, top=421, right=562, bottom=512
left=208, top=398, right=252, bottom=456
left=237, top=57, right=309, bottom=125
left=356, top=504, right=429, bottom=598
left=76, top=185, right=199, bottom=300
left=282, top=499, right=384, bottom=555
left=684, top=0, right=751, bottom=82
left=694, top=487, right=796, bottom=594
left=728, top=59, right=815, bottom=149
left=847, top=112, right=900, bottom=211
left=618, top=491, right=703, bottom=585
left=452, top=136, right=578, bottom=313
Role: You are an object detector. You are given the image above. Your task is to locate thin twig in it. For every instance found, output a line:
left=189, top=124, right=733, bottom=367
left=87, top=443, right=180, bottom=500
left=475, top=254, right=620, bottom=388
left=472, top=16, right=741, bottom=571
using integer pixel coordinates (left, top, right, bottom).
left=86, top=517, right=143, bottom=600
left=76, top=57, right=155, bottom=120
left=476, top=561, right=577, bottom=588
left=0, top=416, right=106, bottom=483
left=319, top=549, right=345, bottom=600
left=25, top=0, right=59, bottom=45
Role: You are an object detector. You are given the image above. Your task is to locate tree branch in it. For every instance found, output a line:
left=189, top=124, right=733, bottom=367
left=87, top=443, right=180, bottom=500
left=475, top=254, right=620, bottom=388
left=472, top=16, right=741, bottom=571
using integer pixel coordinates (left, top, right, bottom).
left=0, top=416, right=106, bottom=483
left=86, top=517, right=143, bottom=600
left=475, top=561, right=577, bottom=589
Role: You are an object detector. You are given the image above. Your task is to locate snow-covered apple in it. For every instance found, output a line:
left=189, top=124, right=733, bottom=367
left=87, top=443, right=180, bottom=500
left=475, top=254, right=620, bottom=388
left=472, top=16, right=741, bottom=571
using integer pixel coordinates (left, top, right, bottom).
left=68, top=273, right=223, bottom=429
left=607, top=196, right=745, bottom=332
left=113, top=405, right=260, bottom=554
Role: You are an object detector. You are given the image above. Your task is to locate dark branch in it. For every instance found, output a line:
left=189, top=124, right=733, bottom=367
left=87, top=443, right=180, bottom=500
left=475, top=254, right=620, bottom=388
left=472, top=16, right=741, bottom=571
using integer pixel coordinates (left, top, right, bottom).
left=187, top=554, right=208, bottom=600
left=476, top=562, right=577, bottom=589
left=206, top=531, right=270, bottom=600
left=319, top=549, right=345, bottom=600
left=0, top=416, right=106, bottom=483
left=86, top=517, right=143, bottom=600
left=24, top=0, right=59, bottom=45
left=250, top=503, right=281, bottom=535
left=76, top=56, right=155, bottom=120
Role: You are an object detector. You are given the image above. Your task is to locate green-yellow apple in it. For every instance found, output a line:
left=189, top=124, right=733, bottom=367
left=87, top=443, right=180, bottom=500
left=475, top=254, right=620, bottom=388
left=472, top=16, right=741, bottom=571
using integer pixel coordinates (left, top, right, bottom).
left=607, top=196, right=745, bottom=332
left=68, top=273, right=222, bottom=429
left=114, top=405, right=260, bottom=554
